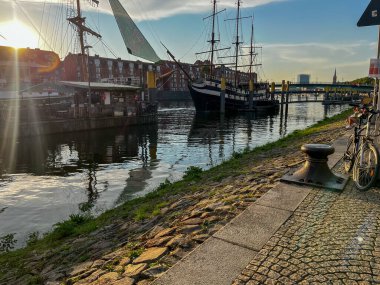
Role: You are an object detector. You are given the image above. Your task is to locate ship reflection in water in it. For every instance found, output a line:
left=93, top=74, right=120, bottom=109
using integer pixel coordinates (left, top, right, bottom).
left=0, top=100, right=348, bottom=246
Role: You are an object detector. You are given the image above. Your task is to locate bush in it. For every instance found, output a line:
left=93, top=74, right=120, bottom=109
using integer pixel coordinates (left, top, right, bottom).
left=26, top=232, right=39, bottom=246
left=232, top=151, right=243, bottom=159
left=50, top=214, right=93, bottom=240
left=183, top=166, right=203, bottom=180
left=0, top=233, right=16, bottom=252
left=157, top=179, right=171, bottom=191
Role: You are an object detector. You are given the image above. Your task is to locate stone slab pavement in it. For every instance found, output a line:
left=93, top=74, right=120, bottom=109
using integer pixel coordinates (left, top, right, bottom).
left=232, top=138, right=380, bottom=284
left=153, top=135, right=354, bottom=285
left=152, top=183, right=310, bottom=285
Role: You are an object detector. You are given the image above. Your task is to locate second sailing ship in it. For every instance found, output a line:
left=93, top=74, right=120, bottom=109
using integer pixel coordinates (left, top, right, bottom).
left=186, top=0, right=279, bottom=112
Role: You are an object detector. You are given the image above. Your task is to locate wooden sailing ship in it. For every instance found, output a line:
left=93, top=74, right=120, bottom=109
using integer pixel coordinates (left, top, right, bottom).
left=166, top=0, right=279, bottom=112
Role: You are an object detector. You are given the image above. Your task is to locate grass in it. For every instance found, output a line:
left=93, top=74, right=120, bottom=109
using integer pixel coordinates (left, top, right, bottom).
left=183, top=166, right=203, bottom=180
left=0, top=109, right=352, bottom=282
left=48, top=214, right=93, bottom=240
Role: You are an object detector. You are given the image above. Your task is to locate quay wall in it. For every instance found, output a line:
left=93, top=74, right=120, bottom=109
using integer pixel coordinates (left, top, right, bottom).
left=0, top=114, right=157, bottom=138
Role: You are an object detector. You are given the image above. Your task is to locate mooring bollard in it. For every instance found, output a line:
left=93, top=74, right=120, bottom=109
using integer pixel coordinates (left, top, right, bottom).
left=271, top=82, right=275, bottom=100
left=281, top=144, right=348, bottom=191
left=281, top=80, right=285, bottom=105
left=285, top=81, right=290, bottom=115
left=220, top=77, right=226, bottom=113
left=147, top=70, right=157, bottom=103
left=249, top=79, right=254, bottom=110
left=280, top=80, right=285, bottom=115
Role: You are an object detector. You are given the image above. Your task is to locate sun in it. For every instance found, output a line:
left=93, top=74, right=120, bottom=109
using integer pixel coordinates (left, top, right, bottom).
left=0, top=20, right=39, bottom=49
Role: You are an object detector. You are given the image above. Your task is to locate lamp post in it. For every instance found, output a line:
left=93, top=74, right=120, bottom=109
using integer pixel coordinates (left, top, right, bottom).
left=138, top=63, right=143, bottom=101
left=84, top=45, right=92, bottom=117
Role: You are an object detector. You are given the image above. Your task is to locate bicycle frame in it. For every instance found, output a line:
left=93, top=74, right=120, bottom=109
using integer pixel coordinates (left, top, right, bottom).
left=352, top=114, right=366, bottom=158
left=358, top=112, right=376, bottom=167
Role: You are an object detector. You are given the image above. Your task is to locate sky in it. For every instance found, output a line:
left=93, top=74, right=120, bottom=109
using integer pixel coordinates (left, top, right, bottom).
left=0, top=0, right=378, bottom=82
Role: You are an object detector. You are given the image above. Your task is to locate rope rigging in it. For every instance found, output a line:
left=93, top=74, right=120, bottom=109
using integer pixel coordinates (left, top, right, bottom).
left=13, top=0, right=54, bottom=51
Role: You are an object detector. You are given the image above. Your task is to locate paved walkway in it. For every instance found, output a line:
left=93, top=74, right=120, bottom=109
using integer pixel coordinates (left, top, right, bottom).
left=153, top=135, right=380, bottom=284
left=233, top=179, right=380, bottom=284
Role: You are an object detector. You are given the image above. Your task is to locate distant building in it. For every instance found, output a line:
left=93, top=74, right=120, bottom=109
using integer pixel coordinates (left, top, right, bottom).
left=158, top=60, right=199, bottom=91
left=0, top=46, right=61, bottom=89
left=333, top=69, right=337, bottom=84
left=297, top=74, right=310, bottom=84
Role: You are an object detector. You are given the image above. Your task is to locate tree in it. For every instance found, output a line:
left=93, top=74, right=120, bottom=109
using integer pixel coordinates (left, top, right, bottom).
left=351, top=77, right=374, bottom=85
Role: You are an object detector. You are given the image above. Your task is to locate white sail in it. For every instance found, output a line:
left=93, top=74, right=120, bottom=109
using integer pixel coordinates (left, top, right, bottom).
left=109, top=0, right=160, bottom=63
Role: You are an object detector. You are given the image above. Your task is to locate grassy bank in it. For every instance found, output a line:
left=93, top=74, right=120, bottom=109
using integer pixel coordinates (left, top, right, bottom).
left=0, top=109, right=352, bottom=283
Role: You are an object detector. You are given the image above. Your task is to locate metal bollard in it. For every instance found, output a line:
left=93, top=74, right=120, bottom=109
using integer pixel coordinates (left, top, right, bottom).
left=281, top=144, right=348, bottom=191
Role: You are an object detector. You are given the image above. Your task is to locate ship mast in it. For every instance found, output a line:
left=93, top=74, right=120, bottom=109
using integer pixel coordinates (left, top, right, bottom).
left=234, top=0, right=241, bottom=87
left=67, top=0, right=102, bottom=81
left=248, top=16, right=262, bottom=82
left=195, top=2, right=228, bottom=78
left=225, top=7, right=261, bottom=85
left=76, top=0, right=85, bottom=56
left=249, top=18, right=254, bottom=81
left=226, top=0, right=250, bottom=86
left=210, top=0, right=217, bottom=76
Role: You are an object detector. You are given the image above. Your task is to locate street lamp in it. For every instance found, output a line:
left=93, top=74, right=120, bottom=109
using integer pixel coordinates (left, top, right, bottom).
left=138, top=63, right=143, bottom=101
left=84, top=45, right=92, bottom=117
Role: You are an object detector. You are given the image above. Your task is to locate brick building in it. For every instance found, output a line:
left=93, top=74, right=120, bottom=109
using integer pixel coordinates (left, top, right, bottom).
left=62, top=53, right=155, bottom=87
left=61, top=54, right=255, bottom=92
left=0, top=46, right=61, bottom=90
left=0, top=46, right=255, bottom=93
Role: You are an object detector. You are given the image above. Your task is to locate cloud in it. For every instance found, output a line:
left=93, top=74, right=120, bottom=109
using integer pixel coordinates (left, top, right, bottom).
left=115, top=0, right=288, bottom=21
left=5, top=0, right=287, bottom=21
left=122, top=0, right=286, bottom=20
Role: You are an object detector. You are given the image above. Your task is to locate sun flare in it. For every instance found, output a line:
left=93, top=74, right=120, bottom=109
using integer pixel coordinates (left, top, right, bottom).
left=0, top=20, right=39, bottom=49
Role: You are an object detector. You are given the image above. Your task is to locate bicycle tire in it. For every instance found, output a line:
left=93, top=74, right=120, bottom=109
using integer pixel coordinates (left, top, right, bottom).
left=352, top=142, right=379, bottom=191
left=343, top=135, right=355, bottom=173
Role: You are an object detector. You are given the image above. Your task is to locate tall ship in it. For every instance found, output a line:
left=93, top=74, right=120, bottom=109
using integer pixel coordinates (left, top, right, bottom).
left=174, top=0, right=279, bottom=112
left=0, top=0, right=161, bottom=137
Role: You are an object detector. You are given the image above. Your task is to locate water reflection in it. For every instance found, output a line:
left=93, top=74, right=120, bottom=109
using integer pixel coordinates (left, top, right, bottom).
left=0, top=101, right=349, bottom=246
left=188, top=110, right=280, bottom=161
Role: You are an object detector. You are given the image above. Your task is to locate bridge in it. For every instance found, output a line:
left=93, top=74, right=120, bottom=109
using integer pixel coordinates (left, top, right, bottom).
left=272, top=83, right=373, bottom=94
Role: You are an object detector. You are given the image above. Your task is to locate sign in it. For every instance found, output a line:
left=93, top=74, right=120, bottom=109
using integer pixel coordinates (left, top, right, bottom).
left=369, top=58, right=380, bottom=78
left=358, top=0, right=380, bottom=27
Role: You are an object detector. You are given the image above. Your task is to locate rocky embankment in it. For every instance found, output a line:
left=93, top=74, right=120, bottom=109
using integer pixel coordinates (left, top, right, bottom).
left=0, top=112, right=350, bottom=285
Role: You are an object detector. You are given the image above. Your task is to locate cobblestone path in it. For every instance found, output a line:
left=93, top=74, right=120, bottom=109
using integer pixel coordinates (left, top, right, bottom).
left=233, top=167, right=380, bottom=284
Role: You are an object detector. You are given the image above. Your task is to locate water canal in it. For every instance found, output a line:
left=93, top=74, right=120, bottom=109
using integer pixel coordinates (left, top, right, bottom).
left=0, top=99, right=349, bottom=246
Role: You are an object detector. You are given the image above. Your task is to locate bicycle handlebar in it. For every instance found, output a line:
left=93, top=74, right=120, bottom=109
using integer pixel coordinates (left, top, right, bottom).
left=349, top=103, right=380, bottom=115
left=369, top=109, right=380, bottom=115
left=349, top=103, right=371, bottom=108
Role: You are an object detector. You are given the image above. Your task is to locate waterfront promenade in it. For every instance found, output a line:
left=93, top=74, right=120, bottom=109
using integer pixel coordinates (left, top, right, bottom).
left=153, top=134, right=380, bottom=284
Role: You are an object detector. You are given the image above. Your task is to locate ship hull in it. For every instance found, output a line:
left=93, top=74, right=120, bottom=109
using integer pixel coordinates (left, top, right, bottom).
left=188, top=81, right=279, bottom=112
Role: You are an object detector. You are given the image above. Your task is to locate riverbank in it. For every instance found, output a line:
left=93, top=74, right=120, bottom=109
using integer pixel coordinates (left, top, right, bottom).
left=0, top=109, right=352, bottom=285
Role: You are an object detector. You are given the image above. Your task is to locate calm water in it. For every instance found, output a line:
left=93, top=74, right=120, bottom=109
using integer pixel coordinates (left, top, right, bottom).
left=0, top=99, right=349, bottom=246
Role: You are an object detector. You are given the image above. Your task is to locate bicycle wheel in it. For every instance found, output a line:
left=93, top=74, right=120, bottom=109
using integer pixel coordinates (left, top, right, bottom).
left=343, top=135, right=355, bottom=172
left=352, top=142, right=379, bottom=191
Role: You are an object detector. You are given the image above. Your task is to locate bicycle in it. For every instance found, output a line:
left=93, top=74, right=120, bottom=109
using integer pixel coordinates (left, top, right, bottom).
left=343, top=105, right=380, bottom=191
left=343, top=105, right=367, bottom=173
